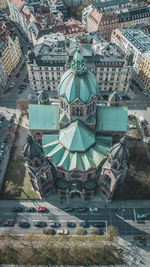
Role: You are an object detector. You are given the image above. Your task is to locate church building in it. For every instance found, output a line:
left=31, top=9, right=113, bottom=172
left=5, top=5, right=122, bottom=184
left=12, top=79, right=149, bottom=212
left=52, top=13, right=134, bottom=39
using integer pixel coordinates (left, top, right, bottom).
left=24, top=47, right=129, bottom=200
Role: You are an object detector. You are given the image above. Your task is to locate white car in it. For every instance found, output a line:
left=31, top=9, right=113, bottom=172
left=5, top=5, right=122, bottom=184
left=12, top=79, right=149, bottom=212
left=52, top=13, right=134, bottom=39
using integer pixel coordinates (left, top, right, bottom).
left=57, top=229, right=69, bottom=235
left=89, top=208, right=99, bottom=212
left=10, top=82, right=14, bottom=88
left=129, top=124, right=136, bottom=129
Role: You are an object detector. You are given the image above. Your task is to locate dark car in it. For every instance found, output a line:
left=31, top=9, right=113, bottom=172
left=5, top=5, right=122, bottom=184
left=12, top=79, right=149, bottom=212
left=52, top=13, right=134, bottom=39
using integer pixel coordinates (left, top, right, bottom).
left=3, top=137, right=7, bottom=143
left=78, top=207, right=87, bottom=212
left=12, top=207, right=23, bottom=212
left=50, top=222, right=60, bottom=228
left=18, top=90, right=23, bottom=94
left=67, top=222, right=76, bottom=228
left=34, top=221, right=47, bottom=228
left=80, top=222, right=90, bottom=228
left=21, top=83, right=28, bottom=87
left=93, top=222, right=105, bottom=228
left=4, top=220, right=14, bottom=227
left=63, top=207, right=74, bottom=212
left=43, top=228, right=56, bottom=235
left=16, top=73, right=20, bottom=78
left=24, top=207, right=35, bottom=212
left=18, top=221, right=30, bottom=228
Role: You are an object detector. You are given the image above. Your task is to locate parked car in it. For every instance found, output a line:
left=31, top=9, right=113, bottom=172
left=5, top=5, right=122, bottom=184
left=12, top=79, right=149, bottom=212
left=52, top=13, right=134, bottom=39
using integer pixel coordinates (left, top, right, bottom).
left=34, top=221, right=47, bottom=228
left=57, top=229, right=69, bottom=235
left=10, top=82, right=14, bottom=88
left=63, top=207, right=74, bottom=212
left=43, top=228, right=56, bottom=235
left=50, top=222, right=60, bottom=228
left=136, top=214, right=147, bottom=220
left=67, top=222, right=76, bottom=228
left=129, top=124, right=137, bottom=129
left=20, top=83, right=28, bottom=87
left=93, top=222, right=105, bottom=228
left=89, top=208, right=99, bottom=212
left=80, top=222, right=90, bottom=228
left=12, top=207, right=23, bottom=212
left=18, top=221, right=30, bottom=228
left=78, top=207, right=87, bottom=212
left=1, top=144, right=5, bottom=150
left=36, top=207, right=47, bottom=212
left=18, top=90, right=23, bottom=94
left=3, top=137, right=7, bottom=143
left=24, top=207, right=35, bottom=212
left=4, top=220, right=14, bottom=227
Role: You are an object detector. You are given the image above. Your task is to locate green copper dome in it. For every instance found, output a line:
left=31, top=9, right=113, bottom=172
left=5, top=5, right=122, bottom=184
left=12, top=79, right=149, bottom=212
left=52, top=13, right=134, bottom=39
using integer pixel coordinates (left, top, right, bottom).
left=110, top=137, right=129, bottom=163
left=24, top=135, right=43, bottom=160
left=58, top=47, right=99, bottom=104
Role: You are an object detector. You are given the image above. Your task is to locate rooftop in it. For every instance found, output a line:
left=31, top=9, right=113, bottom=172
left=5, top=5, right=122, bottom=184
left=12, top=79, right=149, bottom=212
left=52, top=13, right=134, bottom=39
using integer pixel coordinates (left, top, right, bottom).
left=122, top=28, right=150, bottom=53
left=96, top=105, right=128, bottom=132
left=29, top=104, right=60, bottom=131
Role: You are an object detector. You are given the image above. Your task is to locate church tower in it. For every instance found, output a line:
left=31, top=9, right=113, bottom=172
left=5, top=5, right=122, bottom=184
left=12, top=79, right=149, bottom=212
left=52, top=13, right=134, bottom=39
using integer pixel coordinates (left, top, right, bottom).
left=58, top=46, right=99, bottom=129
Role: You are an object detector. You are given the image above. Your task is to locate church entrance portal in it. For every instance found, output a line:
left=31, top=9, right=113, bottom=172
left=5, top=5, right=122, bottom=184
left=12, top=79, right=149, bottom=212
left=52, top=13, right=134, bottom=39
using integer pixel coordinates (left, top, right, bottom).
left=70, top=190, right=82, bottom=198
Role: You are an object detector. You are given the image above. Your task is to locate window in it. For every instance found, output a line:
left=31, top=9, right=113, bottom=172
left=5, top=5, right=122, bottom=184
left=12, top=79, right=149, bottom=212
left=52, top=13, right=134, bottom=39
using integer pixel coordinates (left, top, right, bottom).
left=45, top=67, right=48, bottom=70
left=45, top=72, right=49, bottom=75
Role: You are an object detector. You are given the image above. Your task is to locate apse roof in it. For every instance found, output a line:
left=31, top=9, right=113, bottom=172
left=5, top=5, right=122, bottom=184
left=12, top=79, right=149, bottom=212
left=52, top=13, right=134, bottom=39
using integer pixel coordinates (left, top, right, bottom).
left=96, top=106, right=128, bottom=132
left=42, top=134, right=112, bottom=172
left=29, top=104, right=60, bottom=130
left=59, top=121, right=95, bottom=152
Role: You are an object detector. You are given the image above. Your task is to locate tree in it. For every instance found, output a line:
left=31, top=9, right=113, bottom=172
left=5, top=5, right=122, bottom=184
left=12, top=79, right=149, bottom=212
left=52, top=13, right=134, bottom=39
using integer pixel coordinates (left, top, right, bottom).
left=106, top=225, right=119, bottom=242
left=17, top=98, right=29, bottom=118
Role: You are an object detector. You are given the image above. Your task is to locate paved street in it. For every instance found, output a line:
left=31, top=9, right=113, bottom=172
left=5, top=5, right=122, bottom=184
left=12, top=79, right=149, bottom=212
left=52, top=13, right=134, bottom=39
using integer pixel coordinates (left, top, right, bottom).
left=0, top=200, right=150, bottom=238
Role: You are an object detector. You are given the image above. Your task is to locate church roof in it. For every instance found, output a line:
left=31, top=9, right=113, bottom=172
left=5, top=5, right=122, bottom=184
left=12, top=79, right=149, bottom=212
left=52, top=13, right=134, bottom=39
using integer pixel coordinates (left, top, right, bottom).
left=38, top=90, right=49, bottom=102
left=29, top=104, right=60, bottom=130
left=96, top=105, right=128, bottom=132
left=108, top=91, right=120, bottom=106
left=59, top=121, right=95, bottom=152
left=58, top=47, right=99, bottom=104
left=110, top=136, right=129, bottom=162
left=24, top=135, right=43, bottom=160
left=42, top=133, right=112, bottom=172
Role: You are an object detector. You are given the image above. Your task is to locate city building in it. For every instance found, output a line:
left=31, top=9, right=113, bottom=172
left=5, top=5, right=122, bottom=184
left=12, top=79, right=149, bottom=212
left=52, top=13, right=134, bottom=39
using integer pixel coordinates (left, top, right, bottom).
left=27, top=32, right=132, bottom=96
left=111, top=28, right=150, bottom=71
left=24, top=48, right=129, bottom=200
left=85, top=3, right=150, bottom=41
left=136, top=52, right=150, bottom=91
left=0, top=22, right=22, bottom=81
left=0, top=58, right=7, bottom=92
left=0, top=0, right=8, bottom=9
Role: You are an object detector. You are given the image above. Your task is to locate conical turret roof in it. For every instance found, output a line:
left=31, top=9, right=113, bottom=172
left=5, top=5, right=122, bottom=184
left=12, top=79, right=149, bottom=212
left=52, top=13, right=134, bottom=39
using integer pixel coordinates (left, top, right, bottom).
left=108, top=91, right=120, bottom=106
left=24, top=135, right=43, bottom=160
left=110, top=136, right=129, bottom=163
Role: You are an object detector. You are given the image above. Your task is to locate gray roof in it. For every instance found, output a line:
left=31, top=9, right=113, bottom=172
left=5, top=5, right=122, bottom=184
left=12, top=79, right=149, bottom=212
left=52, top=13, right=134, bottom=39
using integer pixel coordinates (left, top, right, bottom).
left=38, top=90, right=49, bottom=102
left=108, top=91, right=120, bottom=106
left=24, top=135, right=43, bottom=160
left=110, top=136, right=129, bottom=163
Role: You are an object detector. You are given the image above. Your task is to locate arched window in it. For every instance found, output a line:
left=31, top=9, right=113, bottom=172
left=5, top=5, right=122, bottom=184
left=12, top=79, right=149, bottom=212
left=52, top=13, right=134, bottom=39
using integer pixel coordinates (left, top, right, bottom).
left=87, top=105, right=90, bottom=114
left=93, top=102, right=95, bottom=110
left=80, top=107, right=83, bottom=116
left=76, top=107, right=79, bottom=116
left=72, top=107, right=75, bottom=116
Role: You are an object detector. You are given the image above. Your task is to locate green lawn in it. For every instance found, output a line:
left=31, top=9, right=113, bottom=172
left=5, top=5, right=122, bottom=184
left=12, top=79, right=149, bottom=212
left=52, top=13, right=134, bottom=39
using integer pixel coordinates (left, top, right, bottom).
left=1, top=156, right=39, bottom=200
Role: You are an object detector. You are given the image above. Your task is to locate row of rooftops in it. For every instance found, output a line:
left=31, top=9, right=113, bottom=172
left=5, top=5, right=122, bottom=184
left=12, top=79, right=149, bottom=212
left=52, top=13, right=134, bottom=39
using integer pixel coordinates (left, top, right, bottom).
left=28, top=35, right=131, bottom=67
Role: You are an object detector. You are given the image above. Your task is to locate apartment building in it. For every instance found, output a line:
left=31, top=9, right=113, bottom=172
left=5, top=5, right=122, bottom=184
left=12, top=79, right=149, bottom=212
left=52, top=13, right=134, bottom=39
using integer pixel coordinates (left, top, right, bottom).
left=27, top=32, right=132, bottom=96
left=0, top=57, right=7, bottom=92
left=86, top=4, right=150, bottom=41
left=0, top=0, right=8, bottom=8
left=136, top=52, right=150, bottom=91
left=111, top=28, right=150, bottom=71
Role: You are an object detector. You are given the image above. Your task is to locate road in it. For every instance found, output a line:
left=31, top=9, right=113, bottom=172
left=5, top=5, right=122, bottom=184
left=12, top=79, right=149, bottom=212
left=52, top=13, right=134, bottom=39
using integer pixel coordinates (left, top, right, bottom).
left=0, top=200, right=150, bottom=237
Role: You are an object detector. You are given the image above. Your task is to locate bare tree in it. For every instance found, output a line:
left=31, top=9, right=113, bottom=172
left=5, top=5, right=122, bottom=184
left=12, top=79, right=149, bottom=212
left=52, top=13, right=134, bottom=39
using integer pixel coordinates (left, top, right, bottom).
left=17, top=98, right=29, bottom=118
